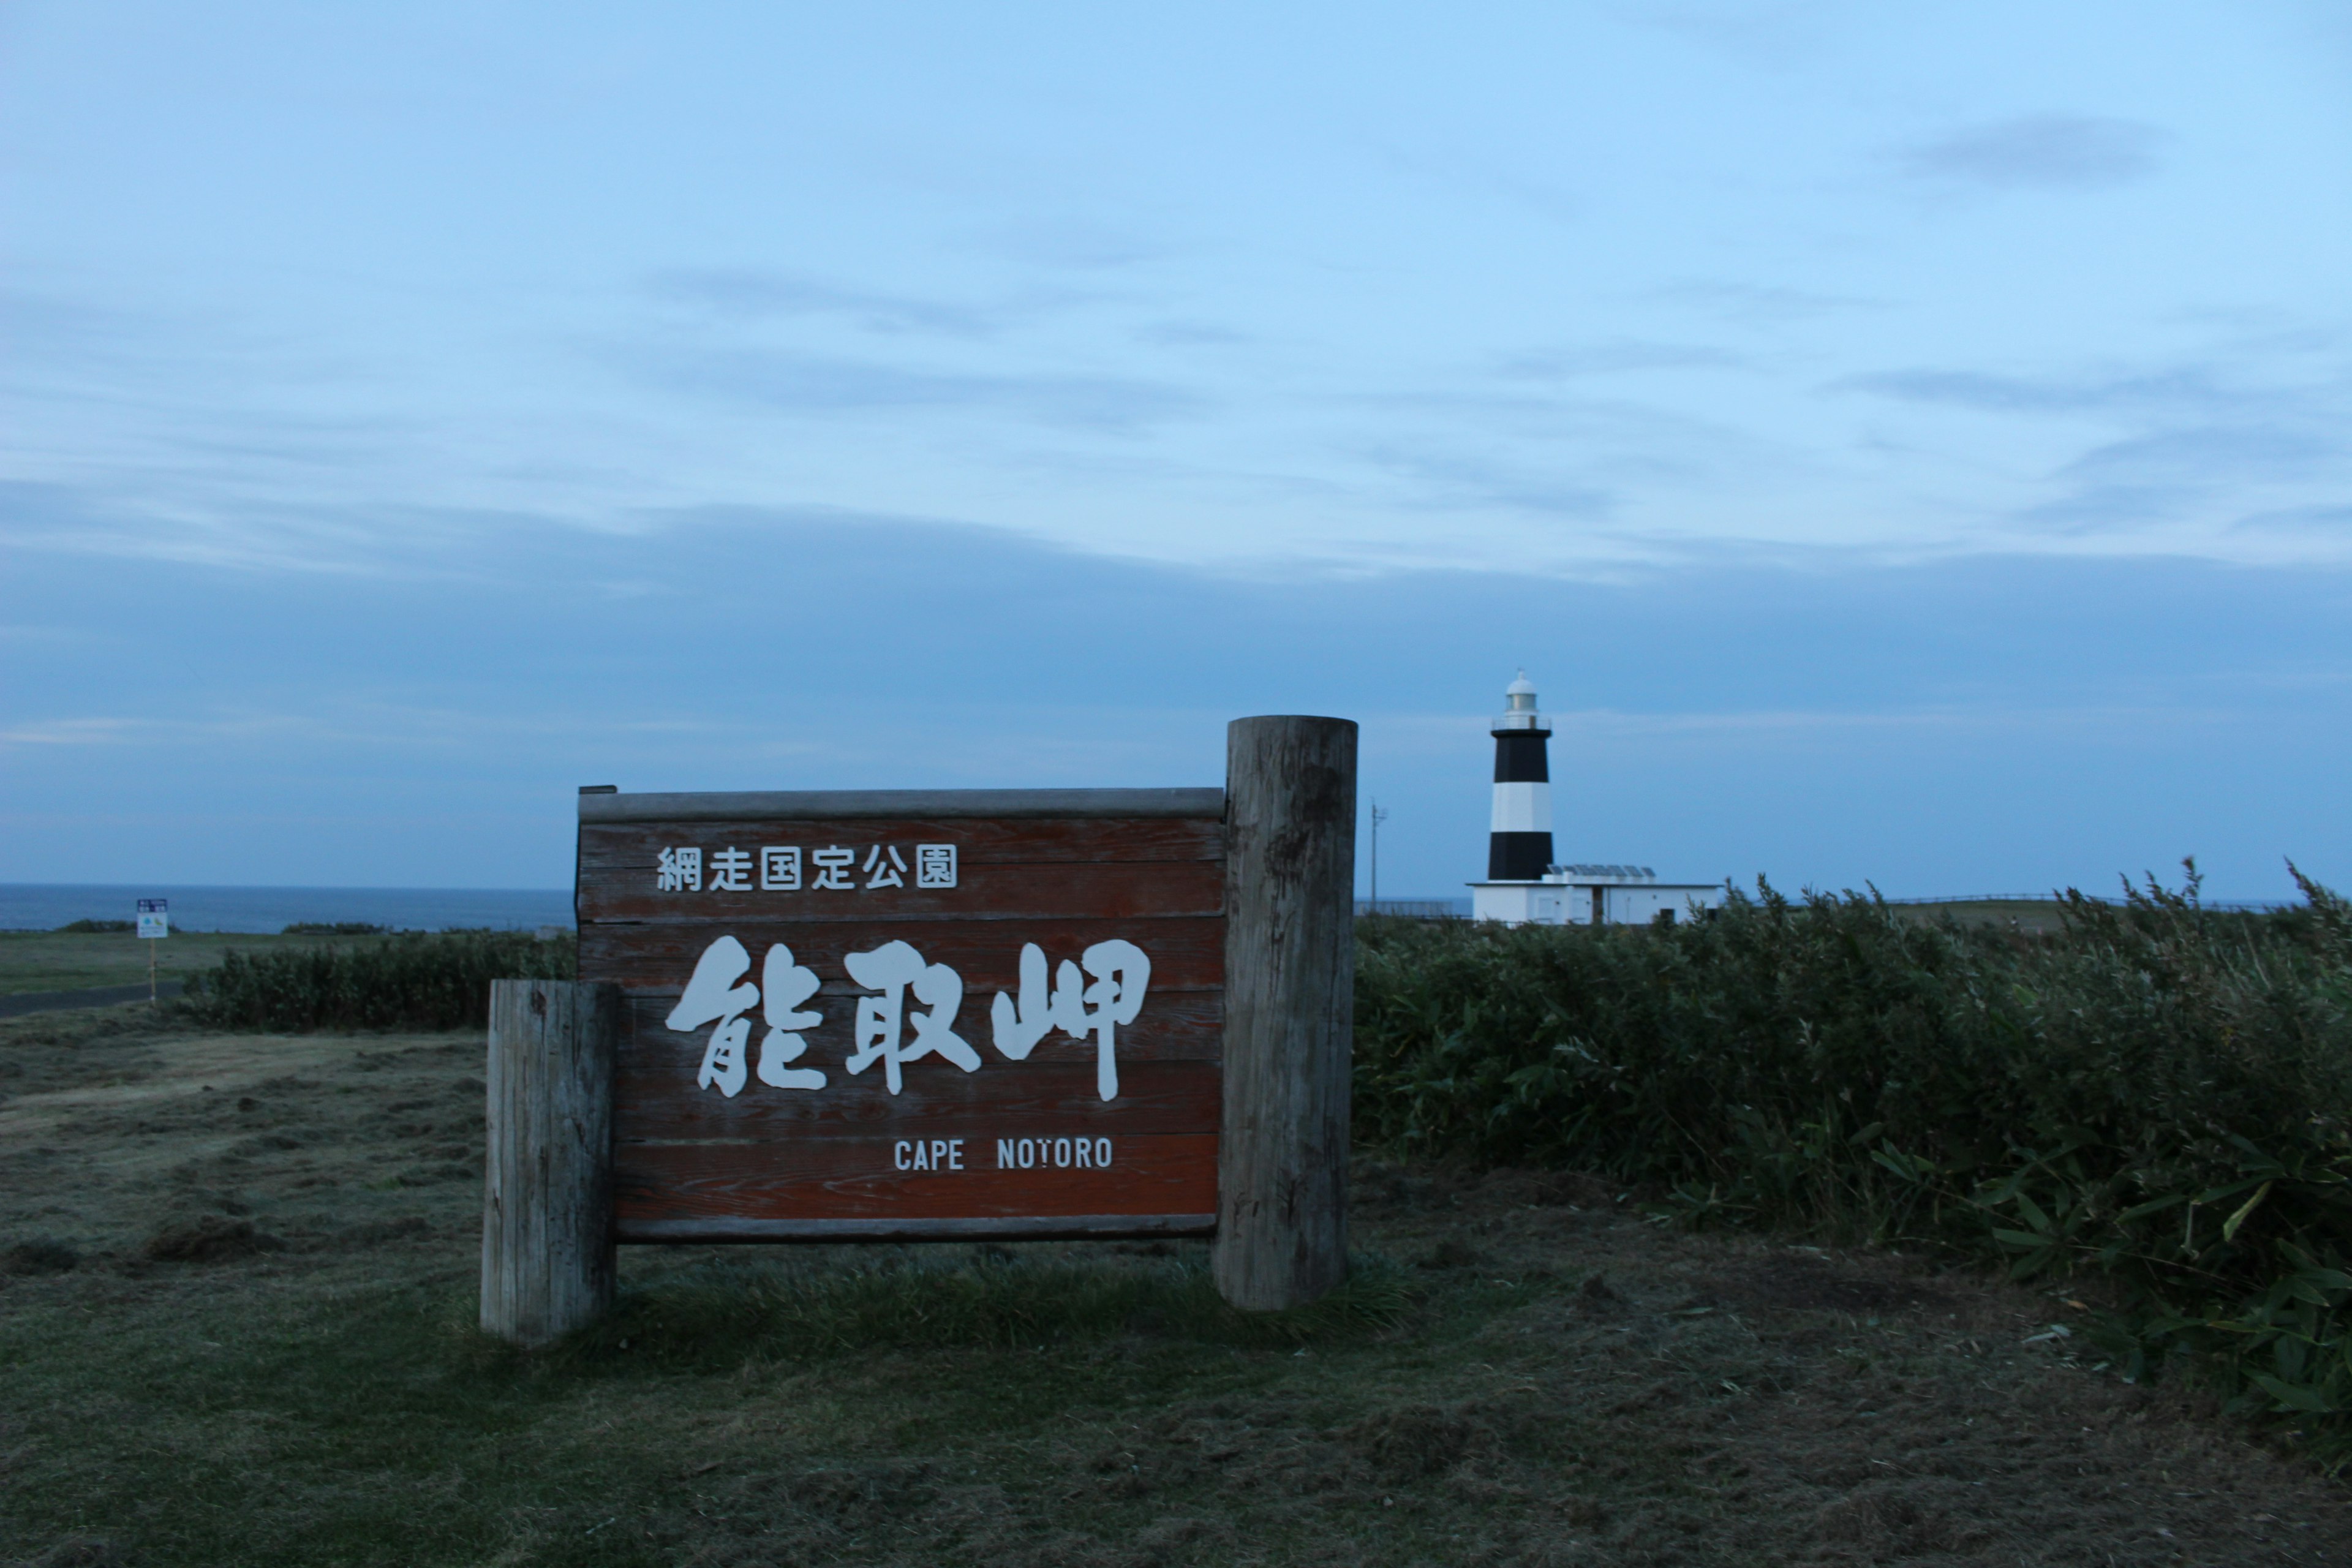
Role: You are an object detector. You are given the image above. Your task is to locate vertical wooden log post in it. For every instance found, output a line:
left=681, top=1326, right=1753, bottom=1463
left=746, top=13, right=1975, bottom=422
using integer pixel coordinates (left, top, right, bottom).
left=481, top=979, right=617, bottom=1346
left=1215, top=714, right=1358, bottom=1311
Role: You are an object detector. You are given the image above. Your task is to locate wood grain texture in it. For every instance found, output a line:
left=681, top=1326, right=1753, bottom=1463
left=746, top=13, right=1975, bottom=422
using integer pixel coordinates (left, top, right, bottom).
left=584, top=861, right=1223, bottom=925
left=579, top=914, right=1225, bottom=994
left=481, top=979, right=617, bottom=1346
left=1212, top=717, right=1357, bottom=1313
left=579, top=810, right=1225, bottom=1242
left=616, top=1057, right=1219, bottom=1141
left=617, top=988, right=1221, bottom=1066
left=616, top=1212, right=1216, bottom=1242
left=614, top=1132, right=1216, bottom=1237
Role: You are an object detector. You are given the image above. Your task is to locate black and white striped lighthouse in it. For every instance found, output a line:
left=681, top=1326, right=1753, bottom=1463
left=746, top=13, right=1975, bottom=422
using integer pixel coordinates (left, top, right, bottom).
left=1488, top=670, right=1553, bottom=880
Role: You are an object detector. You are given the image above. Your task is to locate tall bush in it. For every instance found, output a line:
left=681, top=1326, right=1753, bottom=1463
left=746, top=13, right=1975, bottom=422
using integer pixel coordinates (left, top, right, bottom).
left=180, top=929, right=575, bottom=1032
left=1355, top=869, right=2352, bottom=1449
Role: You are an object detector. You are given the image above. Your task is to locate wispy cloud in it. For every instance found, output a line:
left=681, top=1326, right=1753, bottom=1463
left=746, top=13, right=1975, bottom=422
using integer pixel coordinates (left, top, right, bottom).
left=1899, top=115, right=2164, bottom=190
left=1841, top=366, right=2235, bottom=414
left=2062, top=424, right=2341, bottom=488
left=1837, top=347, right=2352, bottom=540
left=1617, top=2, right=1845, bottom=69
left=0, top=717, right=147, bottom=747
left=1496, top=341, right=1749, bottom=379
left=609, top=343, right=1207, bottom=432
left=643, top=269, right=1057, bottom=338
left=2232, top=503, right=2352, bottom=538
left=1649, top=279, right=1882, bottom=326
left=1351, top=443, right=1616, bottom=521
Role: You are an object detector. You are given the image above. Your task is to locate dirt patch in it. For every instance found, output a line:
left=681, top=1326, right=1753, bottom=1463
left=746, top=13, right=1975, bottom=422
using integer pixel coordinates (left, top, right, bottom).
left=1718, top=1248, right=1951, bottom=1314
left=1341, top=1403, right=1490, bottom=1478
left=2, top=1239, right=79, bottom=1276
left=142, top=1215, right=285, bottom=1262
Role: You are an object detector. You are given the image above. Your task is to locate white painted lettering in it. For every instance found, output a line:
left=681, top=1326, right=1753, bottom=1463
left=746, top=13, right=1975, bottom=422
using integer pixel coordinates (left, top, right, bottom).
left=657, top=846, right=702, bottom=892
left=912, top=1140, right=931, bottom=1171
left=894, top=1140, right=911, bottom=1170
left=915, top=843, right=957, bottom=889
left=948, top=1138, right=964, bottom=1170
left=709, top=847, right=752, bottom=892
left=988, top=938, right=1151, bottom=1101
left=760, top=846, right=801, bottom=891
left=1054, top=1137, right=1072, bottom=1169
left=668, top=935, right=758, bottom=1098
left=1096, top=1137, right=1112, bottom=1167
left=1074, top=1138, right=1093, bottom=1169
left=755, top=942, right=826, bottom=1091
left=844, top=940, right=981, bottom=1095
left=997, top=1138, right=1015, bottom=1169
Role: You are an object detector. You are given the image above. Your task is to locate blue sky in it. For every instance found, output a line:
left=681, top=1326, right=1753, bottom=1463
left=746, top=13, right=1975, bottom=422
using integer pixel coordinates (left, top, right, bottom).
left=5, top=2, right=2349, bottom=900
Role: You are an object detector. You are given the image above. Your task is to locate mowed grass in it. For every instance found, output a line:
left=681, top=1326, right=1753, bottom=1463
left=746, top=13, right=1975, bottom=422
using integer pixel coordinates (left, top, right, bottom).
left=6, top=1006, right=2352, bottom=1566
left=0, top=929, right=393, bottom=997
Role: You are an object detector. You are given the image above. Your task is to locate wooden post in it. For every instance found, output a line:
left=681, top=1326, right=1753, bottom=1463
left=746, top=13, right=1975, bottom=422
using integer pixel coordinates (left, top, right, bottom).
left=1215, top=714, right=1357, bottom=1311
left=481, top=979, right=617, bottom=1346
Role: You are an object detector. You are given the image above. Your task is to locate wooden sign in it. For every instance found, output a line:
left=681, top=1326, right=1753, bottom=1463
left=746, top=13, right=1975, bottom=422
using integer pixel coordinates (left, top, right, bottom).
left=575, top=788, right=1224, bottom=1242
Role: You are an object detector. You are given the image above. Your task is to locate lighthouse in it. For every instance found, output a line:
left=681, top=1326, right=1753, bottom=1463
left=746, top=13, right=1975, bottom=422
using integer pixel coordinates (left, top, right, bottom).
left=1468, top=671, right=1725, bottom=927
left=1487, top=670, right=1553, bottom=880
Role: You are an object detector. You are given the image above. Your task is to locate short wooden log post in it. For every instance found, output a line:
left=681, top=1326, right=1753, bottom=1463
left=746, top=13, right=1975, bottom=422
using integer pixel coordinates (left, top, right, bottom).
left=481, top=978, right=617, bottom=1346
left=1215, top=714, right=1357, bottom=1311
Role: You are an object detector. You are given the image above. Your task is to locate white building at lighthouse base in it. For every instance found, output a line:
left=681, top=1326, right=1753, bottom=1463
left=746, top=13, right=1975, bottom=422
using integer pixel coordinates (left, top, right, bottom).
left=1469, top=864, right=1723, bottom=927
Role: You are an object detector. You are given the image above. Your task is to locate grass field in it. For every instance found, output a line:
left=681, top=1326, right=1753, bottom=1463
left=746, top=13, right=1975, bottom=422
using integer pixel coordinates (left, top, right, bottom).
left=4, top=1005, right=2350, bottom=1566
left=0, top=929, right=393, bottom=998
left=1883, top=898, right=2079, bottom=933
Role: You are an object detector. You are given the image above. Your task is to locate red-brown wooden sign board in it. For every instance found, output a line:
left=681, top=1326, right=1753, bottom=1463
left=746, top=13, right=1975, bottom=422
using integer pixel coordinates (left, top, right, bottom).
left=576, top=788, right=1225, bottom=1242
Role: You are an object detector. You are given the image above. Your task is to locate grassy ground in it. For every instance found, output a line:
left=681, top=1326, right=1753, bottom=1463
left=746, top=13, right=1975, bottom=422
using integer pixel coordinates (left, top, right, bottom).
left=1883, top=899, right=2077, bottom=933
left=0, top=929, right=388, bottom=997
left=4, top=1008, right=2350, bottom=1566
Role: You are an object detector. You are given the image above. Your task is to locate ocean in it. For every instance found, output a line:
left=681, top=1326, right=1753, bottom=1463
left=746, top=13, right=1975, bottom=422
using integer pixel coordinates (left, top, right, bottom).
left=0, top=884, right=574, bottom=934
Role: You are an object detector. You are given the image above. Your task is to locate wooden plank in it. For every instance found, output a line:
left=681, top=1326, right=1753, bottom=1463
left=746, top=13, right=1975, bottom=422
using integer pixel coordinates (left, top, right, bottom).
left=580, top=854, right=1223, bottom=925
left=616, top=1213, right=1218, bottom=1243
left=615, top=1057, right=1219, bottom=1141
left=582, top=788, right=1223, bottom=824
left=614, top=1131, right=1217, bottom=1229
left=580, top=814, right=1224, bottom=869
left=579, top=914, right=1226, bottom=995
left=619, top=989, right=1220, bottom=1071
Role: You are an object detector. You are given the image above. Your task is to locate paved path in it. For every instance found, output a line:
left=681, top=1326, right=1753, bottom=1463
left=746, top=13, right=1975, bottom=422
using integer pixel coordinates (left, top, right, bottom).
left=0, top=981, right=185, bottom=1019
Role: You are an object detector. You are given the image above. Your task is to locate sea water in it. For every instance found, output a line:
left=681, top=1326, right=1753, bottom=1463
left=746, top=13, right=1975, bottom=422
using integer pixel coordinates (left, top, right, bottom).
left=0, top=884, right=573, bottom=934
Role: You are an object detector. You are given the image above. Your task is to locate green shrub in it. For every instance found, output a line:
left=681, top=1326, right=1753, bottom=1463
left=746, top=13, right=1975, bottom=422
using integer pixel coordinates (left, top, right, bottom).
left=1354, top=865, right=2352, bottom=1454
left=281, top=921, right=390, bottom=936
left=56, top=918, right=134, bottom=933
left=181, top=929, right=575, bottom=1032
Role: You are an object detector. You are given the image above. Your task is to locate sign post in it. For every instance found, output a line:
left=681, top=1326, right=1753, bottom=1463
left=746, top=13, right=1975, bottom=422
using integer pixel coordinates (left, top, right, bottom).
left=136, top=898, right=169, bottom=1002
left=480, top=718, right=1355, bottom=1347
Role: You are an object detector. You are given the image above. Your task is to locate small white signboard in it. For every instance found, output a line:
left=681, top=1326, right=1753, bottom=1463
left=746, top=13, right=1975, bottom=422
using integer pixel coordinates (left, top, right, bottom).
left=137, top=899, right=170, bottom=940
